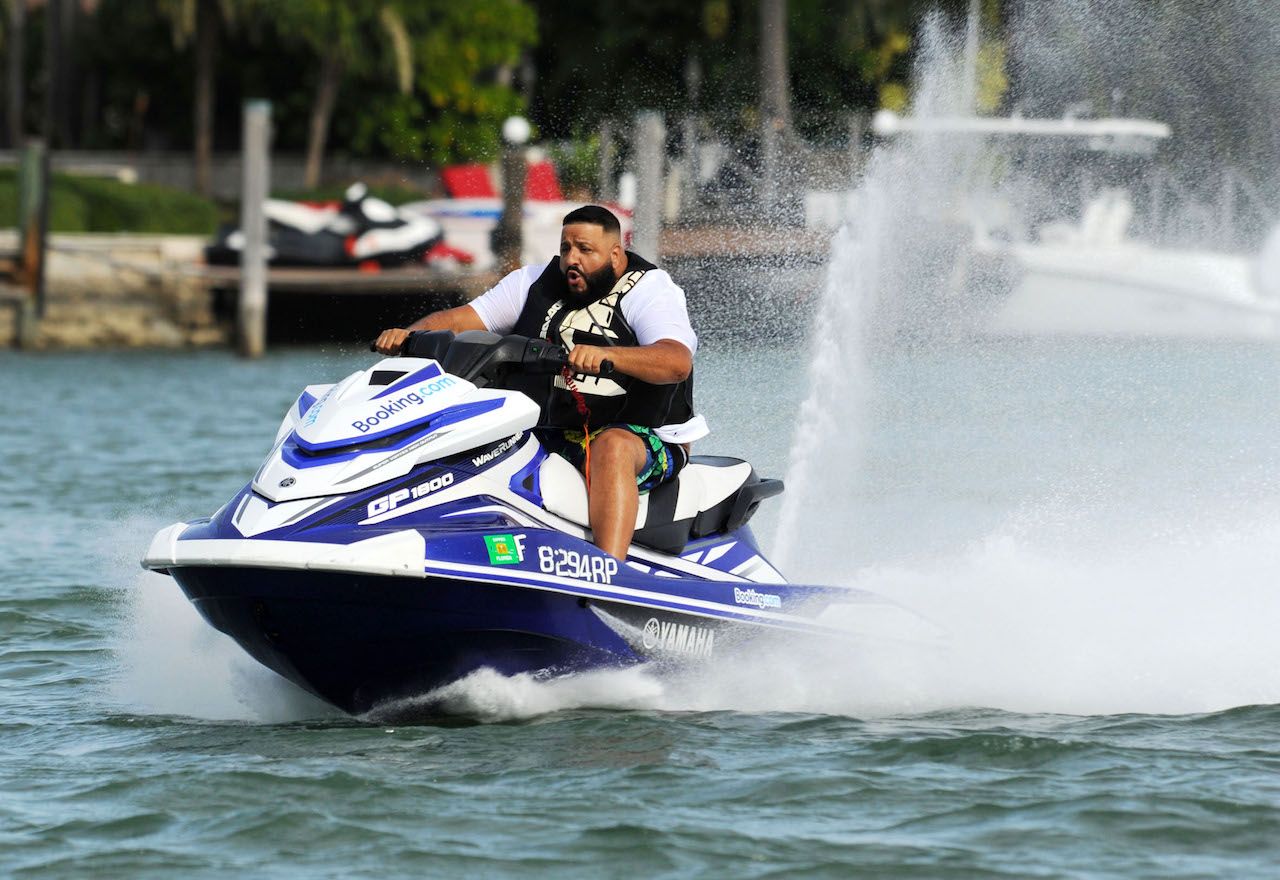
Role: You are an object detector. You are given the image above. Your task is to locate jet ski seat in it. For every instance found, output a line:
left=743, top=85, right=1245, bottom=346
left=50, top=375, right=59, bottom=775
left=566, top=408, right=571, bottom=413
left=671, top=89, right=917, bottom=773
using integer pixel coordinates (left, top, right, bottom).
left=538, top=454, right=784, bottom=554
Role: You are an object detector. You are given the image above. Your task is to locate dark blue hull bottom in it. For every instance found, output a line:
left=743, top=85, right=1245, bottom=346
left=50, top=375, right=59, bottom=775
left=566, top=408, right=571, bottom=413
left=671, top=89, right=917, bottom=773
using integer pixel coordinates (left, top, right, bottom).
left=169, top=566, right=642, bottom=715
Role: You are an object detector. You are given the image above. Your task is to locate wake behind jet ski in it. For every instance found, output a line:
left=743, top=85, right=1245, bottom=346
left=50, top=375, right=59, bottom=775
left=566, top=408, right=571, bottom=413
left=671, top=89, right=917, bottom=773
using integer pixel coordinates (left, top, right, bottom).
left=206, top=182, right=444, bottom=268
left=142, top=330, right=932, bottom=716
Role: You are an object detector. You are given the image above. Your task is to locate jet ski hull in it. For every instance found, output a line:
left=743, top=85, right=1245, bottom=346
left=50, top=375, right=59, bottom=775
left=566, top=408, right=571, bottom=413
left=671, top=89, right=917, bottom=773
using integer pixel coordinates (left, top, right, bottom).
left=141, top=340, right=929, bottom=717
left=170, top=563, right=736, bottom=715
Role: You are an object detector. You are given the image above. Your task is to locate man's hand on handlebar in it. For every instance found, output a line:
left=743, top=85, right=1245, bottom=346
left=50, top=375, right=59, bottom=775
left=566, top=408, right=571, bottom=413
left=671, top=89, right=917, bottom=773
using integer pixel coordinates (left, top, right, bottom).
left=566, top=344, right=615, bottom=376
left=373, top=328, right=410, bottom=355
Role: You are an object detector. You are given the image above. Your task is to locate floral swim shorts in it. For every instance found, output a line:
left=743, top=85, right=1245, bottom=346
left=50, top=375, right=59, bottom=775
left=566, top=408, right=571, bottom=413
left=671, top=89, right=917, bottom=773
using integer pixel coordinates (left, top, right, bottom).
left=538, top=424, right=685, bottom=492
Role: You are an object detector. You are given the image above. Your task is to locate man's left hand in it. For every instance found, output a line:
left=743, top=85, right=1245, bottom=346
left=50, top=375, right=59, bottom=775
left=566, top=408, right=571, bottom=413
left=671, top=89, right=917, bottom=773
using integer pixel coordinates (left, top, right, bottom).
left=566, top=344, right=613, bottom=376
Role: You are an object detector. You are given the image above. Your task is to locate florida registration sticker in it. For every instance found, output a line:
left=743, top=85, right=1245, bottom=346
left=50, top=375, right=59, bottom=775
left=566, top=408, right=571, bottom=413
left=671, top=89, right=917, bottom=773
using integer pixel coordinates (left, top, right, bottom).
left=484, top=533, right=525, bottom=565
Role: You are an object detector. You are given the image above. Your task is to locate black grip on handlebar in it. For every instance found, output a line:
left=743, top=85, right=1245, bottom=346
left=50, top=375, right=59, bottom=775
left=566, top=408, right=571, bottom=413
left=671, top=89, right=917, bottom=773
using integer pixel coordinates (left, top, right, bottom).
left=522, top=337, right=569, bottom=373
left=519, top=338, right=616, bottom=377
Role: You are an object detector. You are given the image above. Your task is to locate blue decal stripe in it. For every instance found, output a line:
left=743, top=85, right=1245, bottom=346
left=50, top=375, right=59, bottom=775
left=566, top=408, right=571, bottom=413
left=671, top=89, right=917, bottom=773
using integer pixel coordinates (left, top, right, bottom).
left=371, top=362, right=444, bottom=400
left=280, top=430, right=439, bottom=470
left=507, top=442, right=545, bottom=504
left=297, top=391, right=318, bottom=418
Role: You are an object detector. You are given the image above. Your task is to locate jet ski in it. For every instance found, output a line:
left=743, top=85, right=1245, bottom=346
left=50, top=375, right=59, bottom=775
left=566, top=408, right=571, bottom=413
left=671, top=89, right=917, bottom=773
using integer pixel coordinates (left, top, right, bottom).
left=142, top=331, right=930, bottom=715
left=205, top=182, right=444, bottom=268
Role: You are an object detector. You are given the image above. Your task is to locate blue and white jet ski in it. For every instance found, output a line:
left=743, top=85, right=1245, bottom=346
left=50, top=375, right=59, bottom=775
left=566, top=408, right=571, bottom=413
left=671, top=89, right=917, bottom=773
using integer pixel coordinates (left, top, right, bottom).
left=143, top=331, right=927, bottom=715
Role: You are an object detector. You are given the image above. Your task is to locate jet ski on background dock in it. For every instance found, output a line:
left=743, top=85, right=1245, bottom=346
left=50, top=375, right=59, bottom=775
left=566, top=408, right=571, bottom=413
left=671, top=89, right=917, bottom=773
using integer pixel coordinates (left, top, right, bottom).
left=205, top=182, right=444, bottom=268
left=142, top=330, right=931, bottom=715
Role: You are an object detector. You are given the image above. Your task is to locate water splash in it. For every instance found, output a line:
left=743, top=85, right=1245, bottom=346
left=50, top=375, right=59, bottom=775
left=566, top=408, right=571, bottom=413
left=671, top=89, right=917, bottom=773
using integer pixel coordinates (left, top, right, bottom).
left=773, top=16, right=987, bottom=569
left=387, top=507, right=1280, bottom=721
left=365, top=666, right=669, bottom=724
left=764, top=3, right=1280, bottom=719
left=110, top=570, right=338, bottom=722
left=798, top=511, right=1280, bottom=717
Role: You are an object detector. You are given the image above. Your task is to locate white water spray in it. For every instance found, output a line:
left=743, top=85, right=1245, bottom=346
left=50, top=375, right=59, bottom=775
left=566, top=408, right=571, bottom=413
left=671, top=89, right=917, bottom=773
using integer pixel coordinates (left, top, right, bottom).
left=760, top=5, right=1280, bottom=718
left=773, top=17, right=987, bottom=570
left=384, top=504, right=1280, bottom=722
left=105, top=514, right=336, bottom=722
left=111, top=570, right=337, bottom=722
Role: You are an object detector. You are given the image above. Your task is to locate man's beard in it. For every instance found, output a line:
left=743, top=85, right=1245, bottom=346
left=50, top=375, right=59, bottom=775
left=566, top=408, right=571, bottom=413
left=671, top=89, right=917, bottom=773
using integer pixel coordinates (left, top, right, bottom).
left=565, top=263, right=618, bottom=304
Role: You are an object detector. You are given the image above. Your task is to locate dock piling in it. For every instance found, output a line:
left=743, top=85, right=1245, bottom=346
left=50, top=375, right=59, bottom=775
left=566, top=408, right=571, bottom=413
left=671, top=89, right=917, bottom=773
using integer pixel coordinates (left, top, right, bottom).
left=238, top=100, right=271, bottom=358
left=633, top=111, right=665, bottom=260
left=11, top=139, right=49, bottom=347
left=496, top=116, right=530, bottom=275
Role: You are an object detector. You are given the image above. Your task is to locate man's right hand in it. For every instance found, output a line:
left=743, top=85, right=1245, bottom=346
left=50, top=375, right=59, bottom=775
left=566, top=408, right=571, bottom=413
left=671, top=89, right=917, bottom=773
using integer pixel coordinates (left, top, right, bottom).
left=373, top=328, right=410, bottom=355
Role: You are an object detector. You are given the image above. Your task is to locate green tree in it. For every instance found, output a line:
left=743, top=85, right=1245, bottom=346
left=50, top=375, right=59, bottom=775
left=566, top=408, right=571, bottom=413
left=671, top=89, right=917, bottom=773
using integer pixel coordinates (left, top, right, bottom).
left=271, top=1, right=415, bottom=188
left=344, top=0, right=537, bottom=166
left=157, top=0, right=239, bottom=196
left=527, top=0, right=988, bottom=145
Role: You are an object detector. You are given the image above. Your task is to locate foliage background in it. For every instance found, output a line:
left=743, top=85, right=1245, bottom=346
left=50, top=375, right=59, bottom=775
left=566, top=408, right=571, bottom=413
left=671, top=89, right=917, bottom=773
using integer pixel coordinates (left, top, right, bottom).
left=5, top=0, right=982, bottom=163
left=1, top=0, right=1275, bottom=225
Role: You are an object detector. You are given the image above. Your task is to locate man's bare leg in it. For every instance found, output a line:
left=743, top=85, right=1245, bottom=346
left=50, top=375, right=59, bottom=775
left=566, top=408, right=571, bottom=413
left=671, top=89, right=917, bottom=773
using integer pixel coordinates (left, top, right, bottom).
left=586, top=429, right=648, bottom=560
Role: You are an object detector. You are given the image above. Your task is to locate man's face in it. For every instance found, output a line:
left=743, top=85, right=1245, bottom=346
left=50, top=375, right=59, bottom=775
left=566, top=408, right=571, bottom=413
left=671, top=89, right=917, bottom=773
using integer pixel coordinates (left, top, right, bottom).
left=560, top=223, right=619, bottom=297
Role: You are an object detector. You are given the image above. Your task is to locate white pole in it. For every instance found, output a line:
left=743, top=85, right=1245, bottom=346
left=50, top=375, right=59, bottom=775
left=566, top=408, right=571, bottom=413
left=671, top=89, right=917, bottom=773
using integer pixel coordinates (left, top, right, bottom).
left=238, top=99, right=271, bottom=359
left=758, top=0, right=790, bottom=214
left=633, top=111, right=665, bottom=260
left=598, top=119, right=616, bottom=202
left=961, top=0, right=980, bottom=114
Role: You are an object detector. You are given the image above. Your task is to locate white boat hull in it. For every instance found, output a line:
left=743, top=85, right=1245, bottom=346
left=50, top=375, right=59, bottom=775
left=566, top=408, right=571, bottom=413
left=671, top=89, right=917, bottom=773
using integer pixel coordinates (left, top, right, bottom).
left=985, top=241, right=1280, bottom=340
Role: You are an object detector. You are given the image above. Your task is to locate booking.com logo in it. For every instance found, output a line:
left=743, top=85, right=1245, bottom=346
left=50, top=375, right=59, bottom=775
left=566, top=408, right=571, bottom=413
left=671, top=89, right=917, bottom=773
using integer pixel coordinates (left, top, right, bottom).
left=351, top=376, right=457, bottom=433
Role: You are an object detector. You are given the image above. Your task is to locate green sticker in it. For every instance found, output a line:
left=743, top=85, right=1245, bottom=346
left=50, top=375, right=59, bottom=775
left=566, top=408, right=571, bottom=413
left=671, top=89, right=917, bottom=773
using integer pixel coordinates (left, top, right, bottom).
left=484, top=533, right=523, bottom=565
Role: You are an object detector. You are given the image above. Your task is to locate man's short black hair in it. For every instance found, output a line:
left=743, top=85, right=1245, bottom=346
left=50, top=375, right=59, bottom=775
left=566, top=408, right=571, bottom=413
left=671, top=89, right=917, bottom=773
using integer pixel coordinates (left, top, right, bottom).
left=562, top=205, right=621, bottom=237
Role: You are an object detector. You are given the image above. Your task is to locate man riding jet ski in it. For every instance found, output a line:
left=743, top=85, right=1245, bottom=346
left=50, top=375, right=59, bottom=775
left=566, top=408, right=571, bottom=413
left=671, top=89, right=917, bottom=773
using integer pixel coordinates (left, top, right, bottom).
left=206, top=182, right=444, bottom=268
left=142, top=207, right=936, bottom=714
left=143, top=325, right=933, bottom=715
left=375, top=205, right=701, bottom=562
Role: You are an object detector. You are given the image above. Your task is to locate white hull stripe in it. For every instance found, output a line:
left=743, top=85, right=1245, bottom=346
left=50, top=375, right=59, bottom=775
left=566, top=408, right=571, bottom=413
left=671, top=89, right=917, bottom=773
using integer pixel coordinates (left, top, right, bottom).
left=143, top=527, right=428, bottom=579
left=148, top=518, right=751, bottom=589
left=143, top=525, right=823, bottom=629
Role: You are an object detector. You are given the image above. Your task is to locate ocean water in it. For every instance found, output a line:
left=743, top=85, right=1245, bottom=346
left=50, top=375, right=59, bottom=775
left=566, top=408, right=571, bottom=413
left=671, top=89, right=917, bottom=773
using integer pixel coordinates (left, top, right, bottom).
left=2, top=340, right=1280, bottom=877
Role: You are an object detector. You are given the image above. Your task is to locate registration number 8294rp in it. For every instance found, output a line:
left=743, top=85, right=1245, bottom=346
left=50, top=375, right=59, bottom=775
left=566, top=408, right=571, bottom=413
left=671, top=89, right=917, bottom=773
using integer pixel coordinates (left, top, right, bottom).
left=537, top=546, right=619, bottom=584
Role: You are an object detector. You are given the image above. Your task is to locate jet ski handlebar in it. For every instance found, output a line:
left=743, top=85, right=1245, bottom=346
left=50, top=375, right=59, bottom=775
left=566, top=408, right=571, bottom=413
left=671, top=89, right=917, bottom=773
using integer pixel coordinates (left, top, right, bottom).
left=371, top=329, right=613, bottom=386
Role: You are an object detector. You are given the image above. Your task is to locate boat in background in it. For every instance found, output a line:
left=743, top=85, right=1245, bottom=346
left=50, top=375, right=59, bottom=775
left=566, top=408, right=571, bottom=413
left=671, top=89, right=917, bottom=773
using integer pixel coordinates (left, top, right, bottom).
left=400, top=197, right=634, bottom=271
left=872, top=109, right=1280, bottom=340
left=399, top=155, right=632, bottom=271
left=980, top=187, right=1280, bottom=339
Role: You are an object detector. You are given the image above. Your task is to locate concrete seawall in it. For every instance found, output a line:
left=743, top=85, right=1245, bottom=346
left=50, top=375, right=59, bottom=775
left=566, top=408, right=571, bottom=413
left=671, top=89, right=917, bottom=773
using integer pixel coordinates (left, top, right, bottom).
left=0, top=231, right=225, bottom=349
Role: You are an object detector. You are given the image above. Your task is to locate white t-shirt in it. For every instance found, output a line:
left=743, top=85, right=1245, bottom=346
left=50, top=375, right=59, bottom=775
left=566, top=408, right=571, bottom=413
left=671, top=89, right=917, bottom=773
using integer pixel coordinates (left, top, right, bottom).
left=469, top=262, right=707, bottom=443
left=469, top=263, right=698, bottom=355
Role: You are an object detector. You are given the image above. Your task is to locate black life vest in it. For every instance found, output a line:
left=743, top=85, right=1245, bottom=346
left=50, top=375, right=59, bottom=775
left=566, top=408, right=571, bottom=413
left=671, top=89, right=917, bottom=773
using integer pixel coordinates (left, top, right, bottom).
left=509, top=253, right=695, bottom=430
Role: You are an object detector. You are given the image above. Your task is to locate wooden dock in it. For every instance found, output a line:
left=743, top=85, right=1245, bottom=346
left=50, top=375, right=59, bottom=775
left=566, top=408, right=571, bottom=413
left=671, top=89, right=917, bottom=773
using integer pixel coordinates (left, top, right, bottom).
left=194, top=225, right=830, bottom=299
left=0, top=282, right=36, bottom=348
left=0, top=225, right=834, bottom=349
left=196, top=263, right=501, bottom=299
